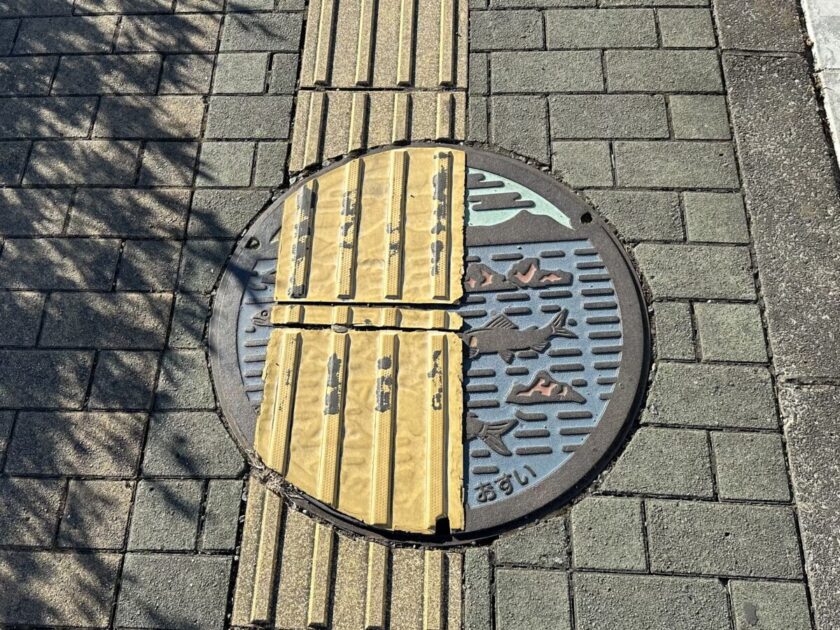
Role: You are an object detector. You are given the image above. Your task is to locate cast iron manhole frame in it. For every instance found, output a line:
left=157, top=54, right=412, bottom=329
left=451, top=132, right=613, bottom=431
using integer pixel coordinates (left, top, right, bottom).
left=209, top=143, right=651, bottom=545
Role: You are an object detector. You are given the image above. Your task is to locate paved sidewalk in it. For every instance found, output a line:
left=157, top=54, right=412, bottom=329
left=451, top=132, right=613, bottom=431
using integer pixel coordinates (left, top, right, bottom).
left=0, top=0, right=838, bottom=628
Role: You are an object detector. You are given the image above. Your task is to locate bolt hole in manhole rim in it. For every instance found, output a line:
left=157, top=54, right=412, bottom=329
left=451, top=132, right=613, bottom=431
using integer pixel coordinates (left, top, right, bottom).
left=209, top=143, right=650, bottom=546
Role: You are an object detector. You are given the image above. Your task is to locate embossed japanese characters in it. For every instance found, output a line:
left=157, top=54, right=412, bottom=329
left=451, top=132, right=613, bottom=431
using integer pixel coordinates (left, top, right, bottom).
left=209, top=144, right=650, bottom=541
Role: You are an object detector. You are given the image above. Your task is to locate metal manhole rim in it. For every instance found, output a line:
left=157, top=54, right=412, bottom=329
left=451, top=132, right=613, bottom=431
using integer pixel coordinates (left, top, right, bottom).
left=208, top=142, right=651, bottom=546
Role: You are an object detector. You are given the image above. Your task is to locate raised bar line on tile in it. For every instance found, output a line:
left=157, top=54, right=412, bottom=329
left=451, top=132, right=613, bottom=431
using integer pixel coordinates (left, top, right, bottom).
left=318, top=332, right=349, bottom=505
left=336, top=159, right=363, bottom=298
left=288, top=181, right=318, bottom=298
left=431, top=150, right=452, bottom=299
left=313, top=0, right=337, bottom=85
left=348, top=92, right=369, bottom=153
left=396, top=0, right=416, bottom=85
left=385, top=150, right=408, bottom=298
left=370, top=332, right=398, bottom=526
left=250, top=490, right=284, bottom=624
left=423, top=549, right=444, bottom=630
left=267, top=330, right=301, bottom=474
left=426, top=334, right=447, bottom=526
left=307, top=523, right=335, bottom=627
left=355, top=0, right=376, bottom=85
left=365, top=543, right=389, bottom=629
left=303, top=91, right=326, bottom=168
left=438, top=0, right=455, bottom=86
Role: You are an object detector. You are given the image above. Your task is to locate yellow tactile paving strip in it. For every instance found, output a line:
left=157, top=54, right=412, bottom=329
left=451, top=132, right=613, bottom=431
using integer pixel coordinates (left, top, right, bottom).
left=289, top=92, right=466, bottom=179
left=232, top=477, right=464, bottom=629
left=276, top=147, right=465, bottom=305
left=255, top=327, right=464, bottom=533
left=299, top=0, right=467, bottom=89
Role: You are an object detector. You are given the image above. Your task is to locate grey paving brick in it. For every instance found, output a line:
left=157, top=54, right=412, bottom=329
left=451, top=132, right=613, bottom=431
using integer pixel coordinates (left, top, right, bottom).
left=0, top=19, right=19, bottom=55
left=606, top=50, right=723, bottom=92
left=94, top=95, right=205, bottom=139
left=14, top=16, right=118, bottom=54
left=471, top=10, right=544, bottom=51
left=143, top=412, right=245, bottom=476
left=725, top=55, right=840, bottom=380
left=549, top=94, right=667, bottom=140
left=647, top=501, right=803, bottom=578
left=730, top=581, right=812, bottom=630
left=0, top=412, right=13, bottom=465
left=490, top=95, right=549, bottom=162
left=652, top=301, right=695, bottom=360
left=658, top=8, right=716, bottom=47
left=189, top=189, right=270, bottom=237
left=53, top=54, right=162, bottom=95
left=0, top=56, right=57, bottom=95
left=138, top=141, right=199, bottom=186
left=196, top=142, right=255, bottom=187
left=219, top=13, right=303, bottom=52
left=635, top=243, right=754, bottom=299
left=155, top=349, right=215, bottom=409
left=1, top=0, right=73, bottom=16
left=545, top=9, right=656, bottom=48
left=89, top=350, right=160, bottom=410
left=571, top=496, right=646, bottom=571
left=602, top=427, right=713, bottom=497
left=0, top=291, right=45, bottom=346
left=695, top=302, right=767, bottom=362
left=0, top=188, right=72, bottom=236
left=58, top=480, right=134, bottom=549
left=118, top=14, right=222, bottom=52
left=468, top=96, right=488, bottom=143
left=670, top=95, right=730, bottom=140
left=497, top=568, right=571, bottom=630
left=491, top=0, right=595, bottom=6
left=643, top=362, right=777, bottom=428
left=0, top=551, right=120, bottom=627
left=117, top=240, right=181, bottom=291
left=178, top=239, right=234, bottom=293
left=464, top=548, right=492, bottom=630
left=128, top=480, right=202, bottom=551
left=714, top=0, right=804, bottom=52
left=158, top=54, right=214, bottom=94
left=574, top=573, right=730, bottom=630
left=201, top=479, right=243, bottom=551
left=0, top=141, right=27, bottom=184
left=176, top=0, right=225, bottom=9
left=68, top=189, right=190, bottom=238
left=585, top=190, right=681, bottom=240
left=254, top=141, right=289, bottom=186
left=213, top=52, right=268, bottom=94
left=269, top=53, right=299, bottom=94
left=492, top=50, right=603, bottom=93
left=0, top=238, right=121, bottom=290
left=683, top=192, right=749, bottom=243
left=41, top=292, right=172, bottom=349
left=6, top=411, right=144, bottom=475
left=711, top=432, right=790, bottom=502
left=0, top=97, right=96, bottom=139
left=469, top=53, right=488, bottom=95
left=228, top=0, right=275, bottom=9
left=0, top=350, right=92, bottom=409
left=494, top=517, right=567, bottom=568
left=552, top=141, right=612, bottom=187
left=615, top=141, right=738, bottom=189
left=25, top=141, right=141, bottom=185
left=75, top=0, right=172, bottom=12
left=116, top=554, right=232, bottom=630
left=168, top=293, right=210, bottom=348
left=0, top=478, right=63, bottom=546
left=205, top=95, right=293, bottom=139
left=778, top=385, right=840, bottom=629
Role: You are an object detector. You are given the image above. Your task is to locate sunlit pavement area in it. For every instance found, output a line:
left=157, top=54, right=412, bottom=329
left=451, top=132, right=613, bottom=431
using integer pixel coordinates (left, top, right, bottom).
left=0, top=0, right=838, bottom=628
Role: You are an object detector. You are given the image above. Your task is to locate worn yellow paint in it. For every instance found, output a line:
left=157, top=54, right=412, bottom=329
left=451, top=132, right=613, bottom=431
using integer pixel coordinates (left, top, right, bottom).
left=232, top=477, right=464, bottom=628
left=299, top=0, right=467, bottom=89
left=289, top=93, right=466, bottom=172
left=276, top=147, right=465, bottom=305
left=255, top=326, right=463, bottom=533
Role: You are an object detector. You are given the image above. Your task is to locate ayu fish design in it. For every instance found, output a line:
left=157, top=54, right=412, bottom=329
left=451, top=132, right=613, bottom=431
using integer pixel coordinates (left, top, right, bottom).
left=461, top=310, right=577, bottom=364
left=465, top=413, right=517, bottom=456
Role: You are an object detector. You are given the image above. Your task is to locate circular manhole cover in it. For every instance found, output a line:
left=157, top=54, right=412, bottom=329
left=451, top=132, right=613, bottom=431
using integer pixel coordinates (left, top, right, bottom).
left=209, top=144, right=649, bottom=543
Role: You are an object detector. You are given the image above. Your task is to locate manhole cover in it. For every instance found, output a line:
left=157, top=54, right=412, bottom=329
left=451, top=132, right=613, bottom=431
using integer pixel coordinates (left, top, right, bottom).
left=209, top=144, right=649, bottom=543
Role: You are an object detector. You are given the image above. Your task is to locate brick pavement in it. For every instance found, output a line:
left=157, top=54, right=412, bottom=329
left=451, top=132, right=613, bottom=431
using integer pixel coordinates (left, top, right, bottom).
left=0, top=0, right=837, bottom=628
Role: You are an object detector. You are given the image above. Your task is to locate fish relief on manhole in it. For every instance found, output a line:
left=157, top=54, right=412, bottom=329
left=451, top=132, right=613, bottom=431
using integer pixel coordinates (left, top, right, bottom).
left=460, top=168, right=624, bottom=514
left=213, top=145, right=648, bottom=538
